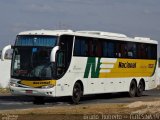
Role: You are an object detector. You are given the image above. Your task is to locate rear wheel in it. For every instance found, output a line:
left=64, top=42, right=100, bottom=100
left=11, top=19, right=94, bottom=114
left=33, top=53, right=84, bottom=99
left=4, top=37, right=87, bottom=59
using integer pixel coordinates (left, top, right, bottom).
left=136, top=80, right=145, bottom=97
left=129, top=80, right=137, bottom=97
left=71, top=82, right=82, bottom=104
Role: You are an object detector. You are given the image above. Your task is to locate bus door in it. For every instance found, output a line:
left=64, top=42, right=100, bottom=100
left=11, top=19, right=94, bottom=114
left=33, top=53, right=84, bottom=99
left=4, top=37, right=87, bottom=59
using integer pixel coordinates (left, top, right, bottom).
left=56, top=35, right=73, bottom=96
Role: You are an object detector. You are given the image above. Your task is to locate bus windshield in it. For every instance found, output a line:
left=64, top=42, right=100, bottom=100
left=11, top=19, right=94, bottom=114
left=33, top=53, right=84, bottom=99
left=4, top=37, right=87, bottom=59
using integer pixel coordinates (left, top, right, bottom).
left=11, top=35, right=58, bottom=80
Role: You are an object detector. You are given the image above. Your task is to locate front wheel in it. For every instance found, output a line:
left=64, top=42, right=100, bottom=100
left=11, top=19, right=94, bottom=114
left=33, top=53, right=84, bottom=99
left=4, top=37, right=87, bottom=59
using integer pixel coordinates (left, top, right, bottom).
left=71, top=82, right=82, bottom=104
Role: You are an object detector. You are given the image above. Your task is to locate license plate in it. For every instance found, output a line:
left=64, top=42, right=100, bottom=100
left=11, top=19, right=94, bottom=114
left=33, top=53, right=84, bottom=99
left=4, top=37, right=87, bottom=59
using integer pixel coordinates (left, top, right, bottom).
left=26, top=90, right=33, bottom=94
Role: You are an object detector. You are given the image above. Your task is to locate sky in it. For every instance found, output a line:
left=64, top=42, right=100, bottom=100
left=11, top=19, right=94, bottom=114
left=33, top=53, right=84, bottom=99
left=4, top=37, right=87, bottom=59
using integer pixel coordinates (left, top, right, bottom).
left=0, top=0, right=160, bottom=51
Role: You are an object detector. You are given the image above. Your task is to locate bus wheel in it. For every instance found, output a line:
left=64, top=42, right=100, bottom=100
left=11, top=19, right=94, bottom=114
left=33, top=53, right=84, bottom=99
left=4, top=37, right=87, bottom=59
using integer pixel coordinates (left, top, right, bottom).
left=129, top=80, right=137, bottom=97
left=136, top=80, right=145, bottom=97
left=71, top=82, right=82, bottom=104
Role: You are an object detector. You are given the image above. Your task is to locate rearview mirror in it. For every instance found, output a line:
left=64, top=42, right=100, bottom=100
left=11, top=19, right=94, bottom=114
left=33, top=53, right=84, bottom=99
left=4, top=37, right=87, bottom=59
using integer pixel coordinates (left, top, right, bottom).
left=1, top=45, right=12, bottom=61
left=50, top=46, right=59, bottom=62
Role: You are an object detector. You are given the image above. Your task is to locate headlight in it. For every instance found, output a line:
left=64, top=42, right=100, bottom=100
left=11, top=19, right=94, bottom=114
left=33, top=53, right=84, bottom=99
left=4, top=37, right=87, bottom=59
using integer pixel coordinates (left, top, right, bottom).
left=10, top=82, right=18, bottom=87
left=41, top=84, right=54, bottom=89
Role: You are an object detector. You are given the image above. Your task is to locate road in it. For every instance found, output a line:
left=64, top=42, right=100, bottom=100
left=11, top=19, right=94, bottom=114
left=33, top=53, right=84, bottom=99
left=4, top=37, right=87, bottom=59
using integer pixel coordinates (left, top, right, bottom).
left=0, top=89, right=160, bottom=111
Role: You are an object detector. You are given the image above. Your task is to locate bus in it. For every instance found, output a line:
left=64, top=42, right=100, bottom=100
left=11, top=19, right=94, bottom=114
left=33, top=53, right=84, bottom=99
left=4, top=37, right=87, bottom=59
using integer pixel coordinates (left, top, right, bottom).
left=1, top=30, right=158, bottom=104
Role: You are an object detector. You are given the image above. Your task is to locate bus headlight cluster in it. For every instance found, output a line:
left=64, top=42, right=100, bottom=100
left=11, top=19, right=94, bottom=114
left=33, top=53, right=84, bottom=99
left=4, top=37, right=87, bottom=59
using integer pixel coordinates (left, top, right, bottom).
left=41, top=84, right=55, bottom=89
left=10, top=82, right=18, bottom=87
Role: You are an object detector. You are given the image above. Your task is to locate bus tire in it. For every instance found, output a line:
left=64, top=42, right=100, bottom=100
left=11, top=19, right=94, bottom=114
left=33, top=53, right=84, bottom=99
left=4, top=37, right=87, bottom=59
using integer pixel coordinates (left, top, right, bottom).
left=136, top=80, right=145, bottom=97
left=71, top=82, right=82, bottom=104
left=128, top=80, right=137, bottom=97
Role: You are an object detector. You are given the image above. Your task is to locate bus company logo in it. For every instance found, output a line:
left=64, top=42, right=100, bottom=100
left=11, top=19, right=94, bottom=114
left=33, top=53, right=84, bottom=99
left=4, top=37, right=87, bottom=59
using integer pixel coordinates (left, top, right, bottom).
left=118, top=62, right=136, bottom=68
left=84, top=57, right=116, bottom=78
left=84, top=57, right=101, bottom=78
left=20, top=80, right=56, bottom=88
left=84, top=57, right=138, bottom=78
left=33, top=81, right=50, bottom=84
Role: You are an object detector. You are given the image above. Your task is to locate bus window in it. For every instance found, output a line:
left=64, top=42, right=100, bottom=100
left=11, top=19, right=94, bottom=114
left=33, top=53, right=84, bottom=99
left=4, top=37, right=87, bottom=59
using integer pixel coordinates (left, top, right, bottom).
left=108, top=42, right=115, bottom=58
left=91, top=38, right=102, bottom=57
left=57, top=51, right=65, bottom=68
left=114, top=42, right=127, bottom=58
left=88, top=39, right=93, bottom=56
left=101, top=41, right=115, bottom=58
left=57, top=51, right=65, bottom=75
left=74, top=36, right=89, bottom=56
left=103, top=41, right=108, bottom=57
left=147, top=44, right=157, bottom=59
left=127, top=42, right=137, bottom=58
left=95, top=39, right=102, bottom=57
left=137, top=43, right=147, bottom=59
left=58, top=35, right=73, bottom=77
left=115, top=42, right=122, bottom=58
left=74, top=37, right=103, bottom=57
left=120, top=43, right=127, bottom=58
left=152, top=45, right=157, bottom=59
left=147, top=45, right=152, bottom=59
left=82, top=40, right=88, bottom=56
left=74, top=39, right=81, bottom=56
left=59, top=35, right=73, bottom=64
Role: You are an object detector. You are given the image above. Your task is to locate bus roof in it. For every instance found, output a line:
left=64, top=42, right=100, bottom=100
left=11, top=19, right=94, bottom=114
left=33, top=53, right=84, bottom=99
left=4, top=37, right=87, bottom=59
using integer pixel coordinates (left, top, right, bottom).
left=18, top=29, right=158, bottom=44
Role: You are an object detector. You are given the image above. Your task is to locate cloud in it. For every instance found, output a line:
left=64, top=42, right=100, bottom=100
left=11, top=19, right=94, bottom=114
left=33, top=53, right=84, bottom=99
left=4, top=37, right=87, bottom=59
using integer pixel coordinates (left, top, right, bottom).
left=0, top=0, right=160, bottom=50
left=27, top=4, right=54, bottom=13
left=11, top=22, right=41, bottom=33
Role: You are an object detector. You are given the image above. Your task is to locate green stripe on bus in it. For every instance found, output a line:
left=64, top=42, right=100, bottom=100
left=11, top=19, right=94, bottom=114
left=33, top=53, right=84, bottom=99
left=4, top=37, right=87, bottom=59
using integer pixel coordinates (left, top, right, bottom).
left=84, top=57, right=101, bottom=78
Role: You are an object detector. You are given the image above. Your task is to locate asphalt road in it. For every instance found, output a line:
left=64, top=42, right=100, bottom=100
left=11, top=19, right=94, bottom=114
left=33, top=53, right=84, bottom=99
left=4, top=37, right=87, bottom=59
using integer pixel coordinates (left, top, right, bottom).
left=0, top=89, right=160, bottom=110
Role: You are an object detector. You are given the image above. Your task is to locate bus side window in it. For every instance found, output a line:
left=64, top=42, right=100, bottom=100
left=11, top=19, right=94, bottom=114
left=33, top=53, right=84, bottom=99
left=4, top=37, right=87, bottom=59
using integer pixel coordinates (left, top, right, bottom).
left=120, top=43, right=127, bottom=58
left=147, top=45, right=152, bottom=59
left=115, top=42, right=122, bottom=58
left=86, top=38, right=102, bottom=57
left=74, top=39, right=81, bottom=56
left=57, top=51, right=65, bottom=75
left=58, top=35, right=73, bottom=76
left=152, top=45, right=157, bottom=59
left=57, top=51, right=65, bottom=67
left=81, top=39, right=88, bottom=56
left=127, top=42, right=137, bottom=58
left=74, top=36, right=89, bottom=56
left=107, top=42, right=115, bottom=58
left=102, top=40, right=116, bottom=58
left=103, top=41, right=108, bottom=57
left=137, top=43, right=147, bottom=59
left=95, top=39, right=102, bottom=57
left=147, top=45, right=157, bottom=59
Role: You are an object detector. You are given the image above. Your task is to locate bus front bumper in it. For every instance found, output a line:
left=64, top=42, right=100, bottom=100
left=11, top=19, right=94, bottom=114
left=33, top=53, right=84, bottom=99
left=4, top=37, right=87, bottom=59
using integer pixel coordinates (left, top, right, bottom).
left=9, top=86, right=56, bottom=97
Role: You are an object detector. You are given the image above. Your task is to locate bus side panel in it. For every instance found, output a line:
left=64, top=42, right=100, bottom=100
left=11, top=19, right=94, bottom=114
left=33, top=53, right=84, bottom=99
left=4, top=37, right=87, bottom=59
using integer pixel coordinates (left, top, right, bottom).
left=146, top=71, right=157, bottom=90
left=55, top=57, right=88, bottom=97
left=145, top=60, right=158, bottom=90
left=55, top=57, right=157, bottom=96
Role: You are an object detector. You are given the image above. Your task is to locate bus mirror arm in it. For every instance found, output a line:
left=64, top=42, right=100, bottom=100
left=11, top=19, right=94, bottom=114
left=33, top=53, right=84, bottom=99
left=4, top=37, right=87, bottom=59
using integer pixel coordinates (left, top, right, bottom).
left=50, top=46, right=59, bottom=62
left=1, top=45, right=12, bottom=61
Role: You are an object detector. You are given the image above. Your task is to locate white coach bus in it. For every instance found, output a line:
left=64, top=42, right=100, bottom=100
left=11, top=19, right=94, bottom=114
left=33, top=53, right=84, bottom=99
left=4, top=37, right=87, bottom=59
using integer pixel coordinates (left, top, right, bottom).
left=1, top=30, right=158, bottom=104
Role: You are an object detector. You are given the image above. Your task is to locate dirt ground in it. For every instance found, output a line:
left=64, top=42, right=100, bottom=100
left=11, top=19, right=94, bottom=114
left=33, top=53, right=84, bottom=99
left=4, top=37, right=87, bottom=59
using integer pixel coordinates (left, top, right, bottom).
left=0, top=87, right=160, bottom=120
left=0, top=88, right=10, bottom=94
left=0, top=100, right=160, bottom=120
